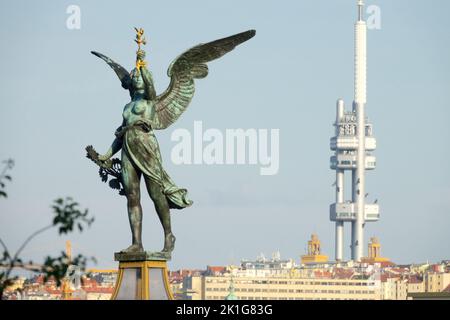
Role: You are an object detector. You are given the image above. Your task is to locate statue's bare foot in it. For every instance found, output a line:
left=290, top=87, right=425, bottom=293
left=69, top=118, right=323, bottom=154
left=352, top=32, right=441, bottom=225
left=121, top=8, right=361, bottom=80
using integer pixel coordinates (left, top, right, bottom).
left=120, top=243, right=144, bottom=253
left=162, top=233, right=176, bottom=253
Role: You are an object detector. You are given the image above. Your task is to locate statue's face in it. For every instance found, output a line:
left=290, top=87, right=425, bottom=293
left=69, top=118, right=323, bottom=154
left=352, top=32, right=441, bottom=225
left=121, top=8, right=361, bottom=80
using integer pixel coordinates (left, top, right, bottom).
left=131, top=69, right=145, bottom=90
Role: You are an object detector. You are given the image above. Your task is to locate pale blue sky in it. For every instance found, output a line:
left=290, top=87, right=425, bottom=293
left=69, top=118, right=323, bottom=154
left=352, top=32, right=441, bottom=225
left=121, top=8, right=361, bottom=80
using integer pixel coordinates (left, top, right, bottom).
left=1, top=0, right=449, bottom=270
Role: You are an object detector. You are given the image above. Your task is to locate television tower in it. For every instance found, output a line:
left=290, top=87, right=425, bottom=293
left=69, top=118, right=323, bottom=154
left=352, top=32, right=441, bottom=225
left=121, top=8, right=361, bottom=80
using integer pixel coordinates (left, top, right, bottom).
left=330, top=0, right=379, bottom=262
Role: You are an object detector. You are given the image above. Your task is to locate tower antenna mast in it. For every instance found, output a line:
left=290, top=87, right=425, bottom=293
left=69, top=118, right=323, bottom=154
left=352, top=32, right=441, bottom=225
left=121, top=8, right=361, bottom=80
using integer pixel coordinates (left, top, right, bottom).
left=330, top=0, right=379, bottom=262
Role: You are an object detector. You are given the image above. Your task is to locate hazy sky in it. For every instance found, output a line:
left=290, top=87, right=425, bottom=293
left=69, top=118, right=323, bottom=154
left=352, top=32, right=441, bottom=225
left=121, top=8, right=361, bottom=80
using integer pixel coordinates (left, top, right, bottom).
left=1, top=0, right=449, bottom=271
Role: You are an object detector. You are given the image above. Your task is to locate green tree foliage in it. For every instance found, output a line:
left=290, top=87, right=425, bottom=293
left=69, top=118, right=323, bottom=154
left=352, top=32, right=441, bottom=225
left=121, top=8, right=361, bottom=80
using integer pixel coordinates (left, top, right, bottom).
left=0, top=178, right=96, bottom=299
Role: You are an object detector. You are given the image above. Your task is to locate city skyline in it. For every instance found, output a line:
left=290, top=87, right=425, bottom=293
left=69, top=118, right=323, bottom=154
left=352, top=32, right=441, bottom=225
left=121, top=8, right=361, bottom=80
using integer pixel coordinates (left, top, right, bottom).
left=1, top=0, right=450, bottom=271
left=4, top=252, right=450, bottom=300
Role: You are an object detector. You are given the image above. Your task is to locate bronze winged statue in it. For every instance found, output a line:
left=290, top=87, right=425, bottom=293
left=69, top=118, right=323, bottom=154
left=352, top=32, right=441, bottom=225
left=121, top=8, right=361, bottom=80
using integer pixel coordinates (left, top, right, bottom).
left=86, top=29, right=255, bottom=256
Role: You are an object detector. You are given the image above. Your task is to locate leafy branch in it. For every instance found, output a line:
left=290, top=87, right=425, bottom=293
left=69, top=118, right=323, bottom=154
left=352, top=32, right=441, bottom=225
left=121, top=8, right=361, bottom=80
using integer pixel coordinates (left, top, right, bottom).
left=0, top=197, right=95, bottom=299
left=85, top=145, right=125, bottom=196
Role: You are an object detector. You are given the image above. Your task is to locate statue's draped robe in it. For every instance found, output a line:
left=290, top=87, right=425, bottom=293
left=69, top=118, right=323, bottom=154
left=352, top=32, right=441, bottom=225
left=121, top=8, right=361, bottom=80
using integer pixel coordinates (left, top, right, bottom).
left=118, top=120, right=192, bottom=209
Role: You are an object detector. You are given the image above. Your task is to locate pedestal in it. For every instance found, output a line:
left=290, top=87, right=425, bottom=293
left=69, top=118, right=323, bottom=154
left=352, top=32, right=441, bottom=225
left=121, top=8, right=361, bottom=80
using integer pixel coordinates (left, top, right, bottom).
left=111, top=251, right=174, bottom=300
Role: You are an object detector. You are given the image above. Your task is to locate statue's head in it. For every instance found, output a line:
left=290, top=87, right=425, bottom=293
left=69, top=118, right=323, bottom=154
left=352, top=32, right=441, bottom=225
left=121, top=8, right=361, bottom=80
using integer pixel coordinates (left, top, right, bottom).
left=130, top=68, right=145, bottom=91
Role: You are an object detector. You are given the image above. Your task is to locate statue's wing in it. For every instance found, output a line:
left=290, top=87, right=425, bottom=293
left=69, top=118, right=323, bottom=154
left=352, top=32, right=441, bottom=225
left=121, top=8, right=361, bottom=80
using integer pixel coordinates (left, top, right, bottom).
left=153, top=30, right=255, bottom=129
left=91, top=51, right=132, bottom=90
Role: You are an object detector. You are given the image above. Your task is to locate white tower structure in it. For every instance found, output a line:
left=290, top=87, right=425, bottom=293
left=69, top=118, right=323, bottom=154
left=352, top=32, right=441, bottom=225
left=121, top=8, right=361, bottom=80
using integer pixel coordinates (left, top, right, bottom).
left=330, top=0, right=379, bottom=262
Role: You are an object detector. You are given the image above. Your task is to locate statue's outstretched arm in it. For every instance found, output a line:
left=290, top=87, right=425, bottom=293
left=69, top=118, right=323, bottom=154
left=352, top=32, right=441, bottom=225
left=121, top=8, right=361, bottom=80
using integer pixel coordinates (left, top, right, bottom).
left=98, top=122, right=125, bottom=161
left=99, top=138, right=122, bottom=161
left=140, top=66, right=157, bottom=100
left=135, top=49, right=156, bottom=100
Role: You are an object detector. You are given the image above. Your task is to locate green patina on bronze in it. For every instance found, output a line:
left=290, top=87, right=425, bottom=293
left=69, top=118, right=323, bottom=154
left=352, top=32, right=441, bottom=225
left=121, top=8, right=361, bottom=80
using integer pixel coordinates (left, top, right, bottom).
left=86, top=29, right=255, bottom=257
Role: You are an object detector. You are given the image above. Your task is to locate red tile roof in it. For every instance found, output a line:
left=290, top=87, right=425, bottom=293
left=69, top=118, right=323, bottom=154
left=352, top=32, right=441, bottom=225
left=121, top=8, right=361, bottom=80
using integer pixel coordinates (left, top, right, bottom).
left=83, top=287, right=114, bottom=293
left=379, top=261, right=396, bottom=268
left=333, top=268, right=354, bottom=279
left=407, top=276, right=423, bottom=284
left=314, top=270, right=333, bottom=279
left=380, top=274, right=401, bottom=283
left=206, top=266, right=226, bottom=274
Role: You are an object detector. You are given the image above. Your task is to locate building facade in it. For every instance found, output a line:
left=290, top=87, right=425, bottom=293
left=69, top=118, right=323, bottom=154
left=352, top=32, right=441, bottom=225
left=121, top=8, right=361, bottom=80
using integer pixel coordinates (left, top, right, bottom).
left=185, top=274, right=381, bottom=300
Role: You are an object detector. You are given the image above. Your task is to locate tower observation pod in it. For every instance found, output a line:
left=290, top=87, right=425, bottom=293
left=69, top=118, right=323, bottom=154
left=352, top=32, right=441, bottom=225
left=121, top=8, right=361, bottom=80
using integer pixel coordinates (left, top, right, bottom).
left=330, top=0, right=379, bottom=262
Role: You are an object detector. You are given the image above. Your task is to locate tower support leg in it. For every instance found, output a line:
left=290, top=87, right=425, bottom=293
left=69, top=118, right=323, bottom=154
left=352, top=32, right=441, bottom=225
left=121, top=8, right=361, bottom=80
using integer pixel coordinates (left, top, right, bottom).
left=335, top=222, right=344, bottom=261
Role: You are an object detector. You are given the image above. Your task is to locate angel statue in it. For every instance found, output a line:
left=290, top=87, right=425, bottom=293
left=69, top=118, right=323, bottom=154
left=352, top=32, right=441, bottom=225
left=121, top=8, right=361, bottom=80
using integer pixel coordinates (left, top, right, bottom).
left=86, top=28, right=255, bottom=256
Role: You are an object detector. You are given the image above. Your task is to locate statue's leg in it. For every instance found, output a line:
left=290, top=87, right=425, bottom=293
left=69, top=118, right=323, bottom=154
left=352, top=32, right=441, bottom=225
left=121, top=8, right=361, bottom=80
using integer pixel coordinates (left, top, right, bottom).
left=143, top=176, right=175, bottom=253
left=121, top=151, right=144, bottom=252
